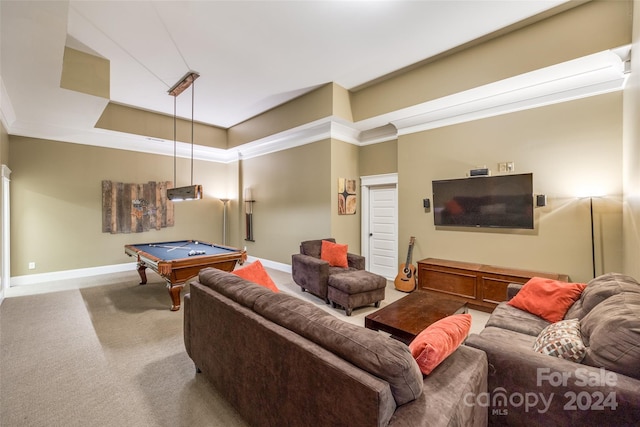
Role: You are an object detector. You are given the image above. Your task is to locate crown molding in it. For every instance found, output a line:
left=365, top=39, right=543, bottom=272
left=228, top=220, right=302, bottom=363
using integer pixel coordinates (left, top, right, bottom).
left=1, top=48, right=630, bottom=163
left=0, top=76, right=16, bottom=133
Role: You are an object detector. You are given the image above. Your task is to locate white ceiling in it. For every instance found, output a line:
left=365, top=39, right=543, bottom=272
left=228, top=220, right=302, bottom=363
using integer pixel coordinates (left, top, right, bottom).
left=0, top=1, right=632, bottom=163
left=1, top=1, right=573, bottom=137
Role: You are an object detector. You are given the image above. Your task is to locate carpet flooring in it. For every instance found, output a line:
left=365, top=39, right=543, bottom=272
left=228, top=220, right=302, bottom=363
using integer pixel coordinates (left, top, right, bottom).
left=0, top=266, right=489, bottom=426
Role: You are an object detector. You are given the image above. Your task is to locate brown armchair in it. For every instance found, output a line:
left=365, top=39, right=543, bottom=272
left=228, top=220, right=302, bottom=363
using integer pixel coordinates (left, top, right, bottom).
left=291, top=238, right=365, bottom=303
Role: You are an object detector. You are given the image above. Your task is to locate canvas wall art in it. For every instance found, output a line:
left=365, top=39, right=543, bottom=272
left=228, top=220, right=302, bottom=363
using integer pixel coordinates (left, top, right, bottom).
left=338, top=178, right=357, bottom=215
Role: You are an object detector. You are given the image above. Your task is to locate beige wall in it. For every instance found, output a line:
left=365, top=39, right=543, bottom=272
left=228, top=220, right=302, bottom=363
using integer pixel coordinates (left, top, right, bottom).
left=623, top=0, right=640, bottom=279
left=9, top=136, right=230, bottom=276
left=3, top=0, right=636, bottom=283
left=359, top=140, right=398, bottom=177
left=331, top=140, right=360, bottom=253
left=96, top=103, right=228, bottom=149
left=0, top=121, right=7, bottom=164
left=228, top=84, right=335, bottom=148
left=241, top=141, right=332, bottom=264
left=351, top=0, right=632, bottom=121
left=399, top=92, right=623, bottom=283
left=0, top=121, right=8, bottom=292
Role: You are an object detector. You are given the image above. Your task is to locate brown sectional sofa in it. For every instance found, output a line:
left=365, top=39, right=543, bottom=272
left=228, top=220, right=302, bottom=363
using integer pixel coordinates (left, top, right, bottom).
left=184, top=267, right=488, bottom=427
left=465, top=273, right=640, bottom=426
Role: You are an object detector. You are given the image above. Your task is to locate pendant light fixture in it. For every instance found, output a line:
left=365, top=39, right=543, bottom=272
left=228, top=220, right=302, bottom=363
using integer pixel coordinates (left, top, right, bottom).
left=166, top=71, right=203, bottom=201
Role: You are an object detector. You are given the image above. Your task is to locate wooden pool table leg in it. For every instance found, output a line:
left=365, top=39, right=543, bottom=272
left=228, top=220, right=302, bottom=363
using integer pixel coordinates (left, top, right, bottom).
left=136, top=263, right=148, bottom=285
left=167, top=283, right=183, bottom=311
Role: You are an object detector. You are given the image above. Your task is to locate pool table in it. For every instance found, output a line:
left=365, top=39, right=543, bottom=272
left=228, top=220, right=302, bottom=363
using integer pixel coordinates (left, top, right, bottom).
left=124, top=240, right=247, bottom=311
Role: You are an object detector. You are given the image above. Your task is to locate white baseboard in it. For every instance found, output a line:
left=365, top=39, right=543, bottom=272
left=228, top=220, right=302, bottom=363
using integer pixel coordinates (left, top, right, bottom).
left=10, top=263, right=138, bottom=286
left=246, top=256, right=292, bottom=274
left=9, top=257, right=292, bottom=287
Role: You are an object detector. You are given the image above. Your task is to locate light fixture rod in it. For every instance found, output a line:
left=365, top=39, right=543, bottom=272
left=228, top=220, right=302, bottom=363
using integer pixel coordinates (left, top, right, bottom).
left=173, top=96, right=177, bottom=189
left=167, top=70, right=202, bottom=201
left=191, top=82, right=194, bottom=186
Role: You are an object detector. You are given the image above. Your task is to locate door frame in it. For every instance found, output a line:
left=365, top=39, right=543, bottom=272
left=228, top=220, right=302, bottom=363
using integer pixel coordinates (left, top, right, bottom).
left=361, top=173, right=398, bottom=272
left=1, top=165, right=11, bottom=303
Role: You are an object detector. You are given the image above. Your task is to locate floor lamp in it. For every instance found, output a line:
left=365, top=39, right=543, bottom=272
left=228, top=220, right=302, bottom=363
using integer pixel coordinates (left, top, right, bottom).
left=220, top=198, right=230, bottom=245
left=589, top=197, right=596, bottom=278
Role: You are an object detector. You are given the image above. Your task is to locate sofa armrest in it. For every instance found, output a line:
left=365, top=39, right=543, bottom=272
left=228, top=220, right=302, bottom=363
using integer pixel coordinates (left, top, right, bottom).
left=347, top=252, right=365, bottom=270
left=465, top=333, right=640, bottom=425
left=183, top=293, right=192, bottom=360
left=506, top=283, right=524, bottom=300
left=291, top=253, right=330, bottom=295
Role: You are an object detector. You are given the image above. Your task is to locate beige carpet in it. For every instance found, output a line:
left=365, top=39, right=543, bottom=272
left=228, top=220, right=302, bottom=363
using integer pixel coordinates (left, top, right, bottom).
left=0, top=267, right=489, bottom=426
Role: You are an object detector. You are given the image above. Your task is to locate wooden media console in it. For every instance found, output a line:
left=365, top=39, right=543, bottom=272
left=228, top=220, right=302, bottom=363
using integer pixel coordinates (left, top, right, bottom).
left=417, top=258, right=569, bottom=312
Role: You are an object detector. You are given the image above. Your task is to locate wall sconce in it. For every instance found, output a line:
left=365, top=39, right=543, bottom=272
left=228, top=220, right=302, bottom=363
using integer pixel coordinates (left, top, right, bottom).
left=244, top=188, right=255, bottom=242
left=219, top=198, right=230, bottom=245
left=166, top=71, right=203, bottom=202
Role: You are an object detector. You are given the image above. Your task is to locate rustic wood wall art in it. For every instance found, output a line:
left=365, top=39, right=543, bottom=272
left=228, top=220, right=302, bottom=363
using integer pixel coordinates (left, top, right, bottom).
left=338, top=178, right=357, bottom=215
left=102, top=180, right=174, bottom=233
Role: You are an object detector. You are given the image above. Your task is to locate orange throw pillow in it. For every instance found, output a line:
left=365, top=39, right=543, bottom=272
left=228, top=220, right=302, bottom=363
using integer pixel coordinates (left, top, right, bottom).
left=508, top=277, right=586, bottom=323
left=232, top=260, right=279, bottom=292
left=408, top=313, right=472, bottom=375
left=320, top=240, right=348, bottom=268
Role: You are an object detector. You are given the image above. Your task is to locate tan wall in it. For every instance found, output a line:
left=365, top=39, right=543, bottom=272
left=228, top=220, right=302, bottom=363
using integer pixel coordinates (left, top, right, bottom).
left=351, top=0, right=632, bottom=121
left=9, top=136, right=229, bottom=276
left=359, top=140, right=398, bottom=177
left=623, top=0, right=640, bottom=279
left=331, top=140, right=360, bottom=253
left=60, top=47, right=110, bottom=99
left=0, top=121, right=8, bottom=291
left=3, top=0, right=635, bottom=282
left=96, top=103, right=227, bottom=149
left=0, top=122, right=7, bottom=167
left=228, top=84, right=334, bottom=147
left=399, top=92, right=623, bottom=283
left=241, top=141, right=332, bottom=264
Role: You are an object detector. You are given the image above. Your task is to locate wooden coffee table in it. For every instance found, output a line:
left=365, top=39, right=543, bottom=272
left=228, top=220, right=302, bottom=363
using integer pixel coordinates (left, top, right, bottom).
left=365, top=290, right=468, bottom=344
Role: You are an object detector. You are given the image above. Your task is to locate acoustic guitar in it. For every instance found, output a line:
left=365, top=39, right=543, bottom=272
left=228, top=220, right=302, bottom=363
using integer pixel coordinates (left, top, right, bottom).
left=394, top=236, right=417, bottom=292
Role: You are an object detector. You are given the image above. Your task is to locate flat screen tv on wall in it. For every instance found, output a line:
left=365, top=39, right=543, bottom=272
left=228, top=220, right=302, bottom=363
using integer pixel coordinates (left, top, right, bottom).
left=432, top=173, right=534, bottom=229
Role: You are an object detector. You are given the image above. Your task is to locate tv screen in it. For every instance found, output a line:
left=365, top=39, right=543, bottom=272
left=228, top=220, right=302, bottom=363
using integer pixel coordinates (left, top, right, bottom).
left=432, top=173, right=534, bottom=229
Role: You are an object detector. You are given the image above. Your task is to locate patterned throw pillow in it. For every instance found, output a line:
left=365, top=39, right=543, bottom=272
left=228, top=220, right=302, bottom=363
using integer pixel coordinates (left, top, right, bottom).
left=533, top=318, right=586, bottom=362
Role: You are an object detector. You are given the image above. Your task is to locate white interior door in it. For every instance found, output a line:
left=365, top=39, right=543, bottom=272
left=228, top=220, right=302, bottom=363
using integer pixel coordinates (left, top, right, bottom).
left=367, top=184, right=398, bottom=279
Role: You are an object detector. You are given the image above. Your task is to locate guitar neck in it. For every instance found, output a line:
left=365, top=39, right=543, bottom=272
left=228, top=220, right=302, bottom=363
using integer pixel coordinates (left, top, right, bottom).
left=404, top=237, right=415, bottom=266
left=405, top=246, right=413, bottom=265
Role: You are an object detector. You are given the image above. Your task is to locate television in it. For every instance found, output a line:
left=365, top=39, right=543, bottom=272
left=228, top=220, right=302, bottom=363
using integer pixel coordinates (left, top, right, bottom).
left=432, top=173, right=534, bottom=229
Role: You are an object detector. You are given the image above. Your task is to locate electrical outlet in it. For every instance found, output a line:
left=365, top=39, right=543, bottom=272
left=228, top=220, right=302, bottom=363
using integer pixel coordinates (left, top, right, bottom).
left=506, top=162, right=515, bottom=172
left=28, top=262, right=36, bottom=270
left=498, top=162, right=507, bottom=173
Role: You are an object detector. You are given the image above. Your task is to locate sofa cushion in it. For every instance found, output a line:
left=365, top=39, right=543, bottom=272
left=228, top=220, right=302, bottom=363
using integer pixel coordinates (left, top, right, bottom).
left=253, top=292, right=424, bottom=406
left=486, top=302, right=551, bottom=337
left=565, top=272, right=640, bottom=320
left=508, top=277, right=586, bottom=323
left=232, top=260, right=279, bottom=292
left=409, top=314, right=471, bottom=375
left=198, top=268, right=276, bottom=309
left=321, top=240, right=348, bottom=268
left=580, top=292, right=640, bottom=380
left=533, top=319, right=586, bottom=363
